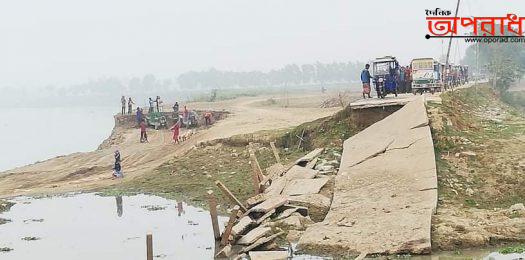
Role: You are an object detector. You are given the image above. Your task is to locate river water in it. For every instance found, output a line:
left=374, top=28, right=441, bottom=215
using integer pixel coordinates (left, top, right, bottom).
left=0, top=193, right=225, bottom=260
left=0, top=106, right=117, bottom=172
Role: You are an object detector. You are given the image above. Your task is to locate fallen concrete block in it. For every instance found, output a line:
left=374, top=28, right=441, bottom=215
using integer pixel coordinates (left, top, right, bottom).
left=287, top=194, right=331, bottom=222
left=295, top=148, right=324, bottom=166
left=256, top=209, right=275, bottom=225
left=237, top=226, right=272, bottom=245
left=281, top=178, right=329, bottom=196
left=246, top=193, right=268, bottom=208
left=248, top=250, right=289, bottom=260
left=232, top=216, right=255, bottom=236
left=264, top=177, right=287, bottom=196
left=240, top=232, right=284, bottom=253
left=284, top=165, right=317, bottom=180
left=276, top=212, right=314, bottom=230
left=305, top=158, right=318, bottom=169
left=249, top=196, right=288, bottom=214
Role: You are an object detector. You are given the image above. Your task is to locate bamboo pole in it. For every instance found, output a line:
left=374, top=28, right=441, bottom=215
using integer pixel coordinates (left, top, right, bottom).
left=207, top=190, right=221, bottom=240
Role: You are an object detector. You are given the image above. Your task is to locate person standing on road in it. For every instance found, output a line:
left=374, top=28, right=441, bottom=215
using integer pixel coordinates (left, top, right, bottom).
left=170, top=119, right=181, bottom=144
left=360, top=64, right=373, bottom=99
left=398, top=67, right=406, bottom=93
left=127, top=97, right=135, bottom=114
left=121, top=96, right=126, bottom=115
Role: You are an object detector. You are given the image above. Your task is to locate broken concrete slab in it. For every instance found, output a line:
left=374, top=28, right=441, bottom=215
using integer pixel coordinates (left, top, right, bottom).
left=265, top=163, right=286, bottom=178
left=232, top=216, right=255, bottom=236
left=298, top=97, right=437, bottom=255
left=305, top=158, right=318, bottom=169
left=237, top=226, right=272, bottom=245
left=248, top=250, right=289, bottom=260
left=287, top=194, right=331, bottom=222
left=255, top=209, right=275, bottom=225
left=241, top=232, right=284, bottom=253
left=248, top=196, right=288, bottom=214
left=275, top=208, right=297, bottom=221
left=283, top=165, right=317, bottom=180
left=264, top=178, right=287, bottom=197
left=278, top=205, right=308, bottom=217
left=246, top=193, right=268, bottom=208
left=281, top=178, right=329, bottom=196
left=295, top=148, right=324, bottom=166
left=276, top=213, right=314, bottom=230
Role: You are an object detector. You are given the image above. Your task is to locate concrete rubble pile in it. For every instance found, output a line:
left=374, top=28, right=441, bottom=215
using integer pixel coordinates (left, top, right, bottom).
left=213, top=144, right=335, bottom=260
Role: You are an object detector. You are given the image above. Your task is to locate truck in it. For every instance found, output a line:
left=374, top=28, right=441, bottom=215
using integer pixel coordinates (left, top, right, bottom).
left=410, top=58, right=443, bottom=94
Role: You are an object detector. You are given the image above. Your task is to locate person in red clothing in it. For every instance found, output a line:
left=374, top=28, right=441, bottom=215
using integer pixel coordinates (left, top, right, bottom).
left=170, top=119, right=181, bottom=144
left=140, top=120, right=148, bottom=143
left=204, top=111, right=212, bottom=127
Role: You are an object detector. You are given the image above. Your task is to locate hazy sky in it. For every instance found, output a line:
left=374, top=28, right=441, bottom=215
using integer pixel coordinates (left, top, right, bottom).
left=1, top=0, right=523, bottom=87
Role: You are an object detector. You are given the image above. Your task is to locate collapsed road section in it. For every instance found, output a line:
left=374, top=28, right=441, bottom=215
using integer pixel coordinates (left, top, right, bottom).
left=298, top=96, right=438, bottom=255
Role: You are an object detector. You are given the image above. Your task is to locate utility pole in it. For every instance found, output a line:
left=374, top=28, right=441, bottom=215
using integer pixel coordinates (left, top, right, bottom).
left=445, top=0, right=461, bottom=90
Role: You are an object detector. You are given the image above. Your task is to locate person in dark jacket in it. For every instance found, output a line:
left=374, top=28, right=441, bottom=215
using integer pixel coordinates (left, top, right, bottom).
left=360, top=64, right=373, bottom=98
left=113, top=150, right=123, bottom=178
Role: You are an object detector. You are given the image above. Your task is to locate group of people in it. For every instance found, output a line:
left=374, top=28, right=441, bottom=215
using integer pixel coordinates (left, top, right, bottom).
left=148, top=96, right=163, bottom=113
left=113, top=98, right=214, bottom=178
left=121, top=96, right=135, bottom=115
left=360, top=64, right=413, bottom=98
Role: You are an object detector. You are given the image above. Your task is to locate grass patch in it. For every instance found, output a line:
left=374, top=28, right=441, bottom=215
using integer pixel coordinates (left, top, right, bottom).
left=499, top=245, right=525, bottom=254
left=431, top=84, right=525, bottom=209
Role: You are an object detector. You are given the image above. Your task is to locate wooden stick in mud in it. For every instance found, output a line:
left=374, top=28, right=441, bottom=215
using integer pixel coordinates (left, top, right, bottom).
left=146, top=234, right=153, bottom=260
left=250, top=163, right=261, bottom=195
left=220, top=205, right=240, bottom=246
left=207, top=190, right=221, bottom=240
left=269, top=141, right=281, bottom=164
left=215, top=181, right=248, bottom=212
left=249, top=151, right=264, bottom=183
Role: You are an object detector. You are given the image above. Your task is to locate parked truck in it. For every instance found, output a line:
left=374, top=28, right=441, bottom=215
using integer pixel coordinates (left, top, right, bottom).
left=410, top=58, right=443, bottom=95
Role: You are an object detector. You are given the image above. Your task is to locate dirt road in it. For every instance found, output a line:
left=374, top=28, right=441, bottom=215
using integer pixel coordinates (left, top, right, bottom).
left=0, top=92, right=343, bottom=198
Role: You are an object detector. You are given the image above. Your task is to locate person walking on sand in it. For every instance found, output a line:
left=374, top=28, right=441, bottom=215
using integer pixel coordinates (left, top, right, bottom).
left=140, top=119, right=148, bottom=143
left=127, top=97, right=135, bottom=114
left=170, top=119, right=181, bottom=144
left=121, top=96, right=126, bottom=114
left=360, top=64, right=373, bottom=99
left=113, top=150, right=123, bottom=178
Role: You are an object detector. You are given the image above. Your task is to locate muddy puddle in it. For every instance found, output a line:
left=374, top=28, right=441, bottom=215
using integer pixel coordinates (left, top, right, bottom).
left=0, top=193, right=226, bottom=259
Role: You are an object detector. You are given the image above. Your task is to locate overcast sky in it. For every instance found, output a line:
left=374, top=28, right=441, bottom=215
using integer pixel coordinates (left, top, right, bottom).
left=1, top=0, right=523, bottom=87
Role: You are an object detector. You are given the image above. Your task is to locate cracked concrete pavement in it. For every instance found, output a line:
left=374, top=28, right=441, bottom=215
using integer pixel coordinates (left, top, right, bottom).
left=297, top=97, right=438, bottom=255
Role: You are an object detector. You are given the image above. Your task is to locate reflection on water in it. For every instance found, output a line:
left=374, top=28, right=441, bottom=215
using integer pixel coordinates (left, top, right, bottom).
left=0, top=193, right=226, bottom=260
left=177, top=201, right=184, bottom=217
left=115, top=196, right=123, bottom=217
left=0, top=193, right=522, bottom=260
